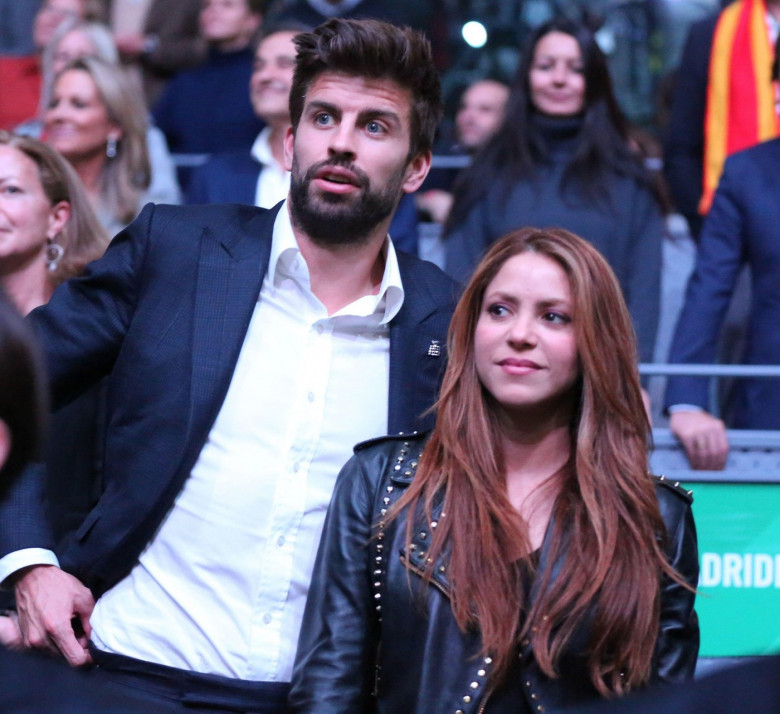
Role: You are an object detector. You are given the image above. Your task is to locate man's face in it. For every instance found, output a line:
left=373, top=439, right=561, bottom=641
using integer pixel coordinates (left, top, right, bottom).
left=199, top=0, right=259, bottom=48
left=284, top=72, right=430, bottom=246
left=250, top=31, right=297, bottom=124
left=455, top=80, right=509, bottom=152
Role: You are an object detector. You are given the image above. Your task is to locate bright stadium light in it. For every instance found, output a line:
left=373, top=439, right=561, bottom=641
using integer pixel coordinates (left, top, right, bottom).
left=462, top=21, right=488, bottom=48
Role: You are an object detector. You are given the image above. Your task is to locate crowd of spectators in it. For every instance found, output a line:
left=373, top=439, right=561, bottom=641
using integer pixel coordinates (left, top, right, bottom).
left=0, top=2, right=778, bottom=710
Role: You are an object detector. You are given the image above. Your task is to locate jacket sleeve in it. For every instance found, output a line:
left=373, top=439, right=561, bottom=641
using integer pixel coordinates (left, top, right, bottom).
left=289, top=452, right=381, bottom=713
left=663, top=157, right=745, bottom=411
left=28, top=204, right=153, bottom=410
left=624, top=182, right=663, bottom=364
left=663, top=17, right=715, bottom=238
left=654, top=489, right=700, bottom=683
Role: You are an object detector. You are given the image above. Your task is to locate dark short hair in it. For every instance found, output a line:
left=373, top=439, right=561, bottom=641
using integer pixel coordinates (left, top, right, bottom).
left=289, top=18, right=442, bottom=158
left=0, top=295, right=47, bottom=493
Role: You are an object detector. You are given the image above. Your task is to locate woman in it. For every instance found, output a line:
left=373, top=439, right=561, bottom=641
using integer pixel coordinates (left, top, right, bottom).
left=0, top=130, right=108, bottom=311
left=0, top=131, right=108, bottom=647
left=44, top=55, right=153, bottom=235
left=16, top=18, right=181, bottom=212
left=444, top=19, right=664, bottom=363
left=290, top=228, right=699, bottom=713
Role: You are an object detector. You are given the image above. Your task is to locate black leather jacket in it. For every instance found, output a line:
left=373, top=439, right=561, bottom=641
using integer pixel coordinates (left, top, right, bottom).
left=290, top=433, right=699, bottom=714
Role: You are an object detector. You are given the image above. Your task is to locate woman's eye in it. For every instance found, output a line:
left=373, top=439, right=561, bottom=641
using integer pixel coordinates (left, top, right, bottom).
left=0, top=185, right=22, bottom=195
left=543, top=311, right=571, bottom=324
left=487, top=304, right=509, bottom=317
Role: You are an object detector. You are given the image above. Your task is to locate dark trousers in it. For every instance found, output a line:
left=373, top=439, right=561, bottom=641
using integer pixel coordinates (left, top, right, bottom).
left=89, top=645, right=291, bottom=713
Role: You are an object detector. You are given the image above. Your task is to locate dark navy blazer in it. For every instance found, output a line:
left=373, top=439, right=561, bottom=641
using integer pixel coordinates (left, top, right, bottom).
left=665, top=138, right=780, bottom=428
left=186, top=152, right=421, bottom=255
left=0, top=202, right=456, bottom=596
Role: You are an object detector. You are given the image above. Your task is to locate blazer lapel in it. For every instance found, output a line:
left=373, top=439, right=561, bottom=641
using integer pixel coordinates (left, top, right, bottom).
left=188, top=204, right=280, bottom=447
left=388, top=254, right=455, bottom=433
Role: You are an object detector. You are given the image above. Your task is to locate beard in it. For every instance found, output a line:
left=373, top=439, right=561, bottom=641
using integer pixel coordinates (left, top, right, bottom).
left=288, top=154, right=407, bottom=247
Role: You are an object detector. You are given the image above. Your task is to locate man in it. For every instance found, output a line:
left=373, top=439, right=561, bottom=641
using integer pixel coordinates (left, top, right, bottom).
left=152, top=0, right=264, bottom=159
left=664, top=0, right=779, bottom=238
left=453, top=79, right=510, bottom=155
left=186, top=23, right=421, bottom=253
left=0, top=18, right=453, bottom=713
left=417, top=78, right=509, bottom=224
left=107, top=0, right=207, bottom=107
left=664, top=35, right=780, bottom=471
left=186, top=25, right=305, bottom=209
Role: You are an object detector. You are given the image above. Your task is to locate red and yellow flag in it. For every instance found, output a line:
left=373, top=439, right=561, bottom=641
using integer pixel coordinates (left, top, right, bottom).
left=701, top=0, right=778, bottom=214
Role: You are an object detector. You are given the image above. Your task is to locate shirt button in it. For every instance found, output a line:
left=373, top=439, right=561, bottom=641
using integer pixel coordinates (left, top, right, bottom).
left=307, top=391, right=315, bottom=402
left=263, top=613, right=272, bottom=624
left=277, top=535, right=285, bottom=547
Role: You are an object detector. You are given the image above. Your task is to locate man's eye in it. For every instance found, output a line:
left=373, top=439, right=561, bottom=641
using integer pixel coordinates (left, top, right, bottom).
left=315, top=113, right=331, bottom=126
left=366, top=121, right=385, bottom=134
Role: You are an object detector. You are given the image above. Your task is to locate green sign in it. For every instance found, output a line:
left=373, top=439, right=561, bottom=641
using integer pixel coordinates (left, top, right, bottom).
left=683, top=483, right=780, bottom=657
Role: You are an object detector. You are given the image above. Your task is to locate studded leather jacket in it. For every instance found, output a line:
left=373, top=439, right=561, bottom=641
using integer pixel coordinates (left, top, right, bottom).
left=290, top=432, right=699, bottom=714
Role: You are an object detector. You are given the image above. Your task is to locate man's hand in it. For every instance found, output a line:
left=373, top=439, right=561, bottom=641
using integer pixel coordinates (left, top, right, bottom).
left=670, top=410, right=729, bottom=470
left=0, top=610, right=23, bottom=650
left=13, top=565, right=94, bottom=666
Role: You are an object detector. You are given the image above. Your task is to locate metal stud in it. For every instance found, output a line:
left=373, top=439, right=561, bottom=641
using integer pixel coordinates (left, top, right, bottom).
left=462, top=695, right=471, bottom=703
left=470, top=681, right=479, bottom=690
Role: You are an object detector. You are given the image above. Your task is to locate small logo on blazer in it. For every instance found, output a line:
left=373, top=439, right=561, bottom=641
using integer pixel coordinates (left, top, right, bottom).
left=427, top=340, right=441, bottom=357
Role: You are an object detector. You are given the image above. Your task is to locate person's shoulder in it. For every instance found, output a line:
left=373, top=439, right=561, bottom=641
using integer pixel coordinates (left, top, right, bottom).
left=653, top=474, right=694, bottom=503
left=353, top=431, right=430, bottom=485
left=140, top=201, right=275, bottom=235
left=395, top=250, right=460, bottom=302
left=725, top=138, right=780, bottom=174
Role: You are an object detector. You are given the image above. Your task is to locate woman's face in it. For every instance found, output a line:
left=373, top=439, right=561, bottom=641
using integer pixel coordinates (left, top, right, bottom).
left=473, top=252, right=580, bottom=421
left=528, top=31, right=586, bottom=117
left=0, top=145, right=68, bottom=274
left=44, top=69, right=119, bottom=164
left=52, top=29, right=98, bottom=75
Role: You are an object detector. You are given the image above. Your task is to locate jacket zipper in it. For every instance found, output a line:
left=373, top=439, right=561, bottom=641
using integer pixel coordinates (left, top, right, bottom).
left=402, top=554, right=497, bottom=714
left=399, top=553, right=450, bottom=599
left=476, top=681, right=496, bottom=714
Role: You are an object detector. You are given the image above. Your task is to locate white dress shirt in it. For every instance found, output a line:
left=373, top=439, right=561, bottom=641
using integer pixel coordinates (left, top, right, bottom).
left=251, top=128, right=291, bottom=209
left=89, top=202, right=404, bottom=681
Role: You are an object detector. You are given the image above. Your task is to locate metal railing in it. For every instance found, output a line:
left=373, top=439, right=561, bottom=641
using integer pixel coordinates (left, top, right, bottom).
left=644, top=362, right=780, bottom=481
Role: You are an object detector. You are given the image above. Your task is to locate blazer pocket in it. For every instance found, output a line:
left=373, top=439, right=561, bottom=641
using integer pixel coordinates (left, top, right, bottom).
left=74, top=505, right=102, bottom=543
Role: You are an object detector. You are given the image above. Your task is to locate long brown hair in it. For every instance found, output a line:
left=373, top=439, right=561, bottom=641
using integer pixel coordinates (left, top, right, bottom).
left=0, top=131, right=109, bottom=286
left=392, top=227, right=674, bottom=695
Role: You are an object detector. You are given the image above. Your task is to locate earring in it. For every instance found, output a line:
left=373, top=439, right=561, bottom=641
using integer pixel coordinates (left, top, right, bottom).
left=46, top=240, right=64, bottom=272
left=106, top=134, right=118, bottom=159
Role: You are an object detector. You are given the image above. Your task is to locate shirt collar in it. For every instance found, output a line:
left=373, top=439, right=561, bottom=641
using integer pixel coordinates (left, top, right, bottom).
left=250, top=127, right=277, bottom=169
left=270, top=200, right=404, bottom=324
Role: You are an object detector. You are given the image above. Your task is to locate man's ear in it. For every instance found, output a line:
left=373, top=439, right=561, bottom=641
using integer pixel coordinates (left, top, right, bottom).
left=283, top=126, right=295, bottom=172
left=401, top=150, right=432, bottom=194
